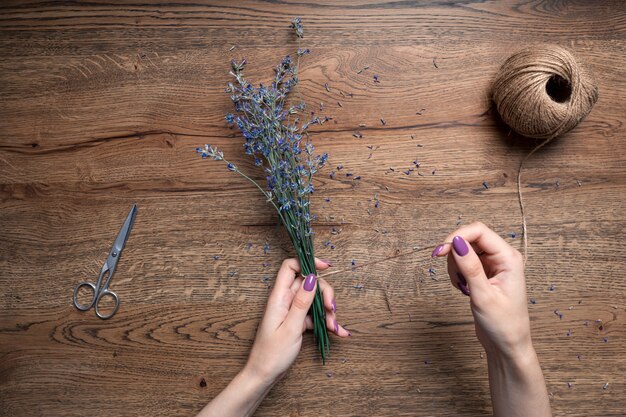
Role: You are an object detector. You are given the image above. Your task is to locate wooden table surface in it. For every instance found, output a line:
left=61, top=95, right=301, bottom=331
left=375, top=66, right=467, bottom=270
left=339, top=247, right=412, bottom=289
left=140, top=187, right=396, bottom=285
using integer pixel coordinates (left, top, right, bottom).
left=1, top=1, right=624, bottom=416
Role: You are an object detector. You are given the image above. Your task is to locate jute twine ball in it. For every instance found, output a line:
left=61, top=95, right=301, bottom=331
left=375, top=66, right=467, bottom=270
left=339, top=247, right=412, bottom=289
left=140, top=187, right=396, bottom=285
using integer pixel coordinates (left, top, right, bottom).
left=492, top=45, right=598, bottom=140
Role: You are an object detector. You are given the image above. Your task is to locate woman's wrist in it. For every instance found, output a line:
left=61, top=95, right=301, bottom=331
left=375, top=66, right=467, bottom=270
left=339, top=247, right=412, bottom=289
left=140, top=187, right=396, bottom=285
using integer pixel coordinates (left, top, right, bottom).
left=197, top=364, right=276, bottom=417
left=486, top=340, right=551, bottom=417
left=486, top=339, right=539, bottom=376
left=241, top=360, right=279, bottom=392
left=482, top=328, right=534, bottom=363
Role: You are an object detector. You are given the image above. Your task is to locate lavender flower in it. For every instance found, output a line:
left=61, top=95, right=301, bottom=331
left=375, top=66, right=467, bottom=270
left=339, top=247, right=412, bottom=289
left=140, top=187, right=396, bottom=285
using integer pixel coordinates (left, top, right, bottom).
left=198, top=18, right=330, bottom=362
left=290, top=17, right=304, bottom=38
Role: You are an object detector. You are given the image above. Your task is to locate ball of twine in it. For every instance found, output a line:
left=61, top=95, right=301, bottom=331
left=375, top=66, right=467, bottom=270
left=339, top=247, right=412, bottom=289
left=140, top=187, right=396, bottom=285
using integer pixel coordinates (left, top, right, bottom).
left=493, top=45, right=598, bottom=265
left=492, top=44, right=598, bottom=140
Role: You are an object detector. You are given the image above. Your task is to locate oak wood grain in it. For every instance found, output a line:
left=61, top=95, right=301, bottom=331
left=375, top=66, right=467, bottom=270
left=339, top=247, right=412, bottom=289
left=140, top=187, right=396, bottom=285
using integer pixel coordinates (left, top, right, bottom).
left=1, top=1, right=625, bottom=416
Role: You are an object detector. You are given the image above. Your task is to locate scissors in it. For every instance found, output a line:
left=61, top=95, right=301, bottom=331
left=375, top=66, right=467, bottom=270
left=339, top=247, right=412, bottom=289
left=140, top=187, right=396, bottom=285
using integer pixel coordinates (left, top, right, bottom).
left=73, top=204, right=137, bottom=319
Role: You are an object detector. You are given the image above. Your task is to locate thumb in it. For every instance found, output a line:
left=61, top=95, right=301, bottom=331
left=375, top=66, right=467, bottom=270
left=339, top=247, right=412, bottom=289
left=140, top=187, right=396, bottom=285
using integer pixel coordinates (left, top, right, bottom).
left=450, top=236, right=491, bottom=296
left=283, top=273, right=317, bottom=333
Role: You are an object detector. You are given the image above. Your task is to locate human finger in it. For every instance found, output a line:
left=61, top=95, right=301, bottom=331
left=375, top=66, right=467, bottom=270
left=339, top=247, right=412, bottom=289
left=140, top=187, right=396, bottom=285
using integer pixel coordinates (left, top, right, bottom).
left=431, top=222, right=514, bottom=260
left=449, top=235, right=492, bottom=297
left=282, top=273, right=317, bottom=333
left=447, top=255, right=470, bottom=296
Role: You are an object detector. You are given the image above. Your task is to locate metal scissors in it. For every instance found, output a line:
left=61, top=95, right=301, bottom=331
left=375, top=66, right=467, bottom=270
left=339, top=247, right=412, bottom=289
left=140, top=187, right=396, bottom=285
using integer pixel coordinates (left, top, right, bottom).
left=73, top=204, right=137, bottom=319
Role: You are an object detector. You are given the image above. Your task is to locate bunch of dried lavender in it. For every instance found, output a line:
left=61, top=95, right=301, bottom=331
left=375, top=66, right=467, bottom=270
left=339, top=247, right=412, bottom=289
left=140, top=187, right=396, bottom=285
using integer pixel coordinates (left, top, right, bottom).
left=198, top=18, right=331, bottom=361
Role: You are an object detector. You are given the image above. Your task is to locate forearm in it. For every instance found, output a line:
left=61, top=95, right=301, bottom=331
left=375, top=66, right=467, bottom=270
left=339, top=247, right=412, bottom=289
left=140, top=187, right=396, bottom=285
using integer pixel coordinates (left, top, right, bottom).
left=487, top=344, right=551, bottom=417
left=196, top=365, right=275, bottom=417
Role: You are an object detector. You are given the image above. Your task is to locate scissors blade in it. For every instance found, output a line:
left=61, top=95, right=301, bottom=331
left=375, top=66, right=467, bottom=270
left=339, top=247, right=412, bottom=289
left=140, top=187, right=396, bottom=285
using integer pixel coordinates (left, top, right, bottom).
left=109, top=203, right=137, bottom=263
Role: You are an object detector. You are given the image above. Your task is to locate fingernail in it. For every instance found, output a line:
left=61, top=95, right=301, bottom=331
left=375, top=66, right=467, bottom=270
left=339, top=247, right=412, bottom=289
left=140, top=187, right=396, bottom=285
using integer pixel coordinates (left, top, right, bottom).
left=331, top=298, right=336, bottom=313
left=457, top=273, right=470, bottom=296
left=452, top=236, right=469, bottom=256
left=347, top=330, right=352, bottom=337
left=459, top=282, right=470, bottom=296
left=334, top=319, right=339, bottom=334
left=303, top=274, right=316, bottom=292
left=431, top=244, right=444, bottom=257
left=322, top=259, right=333, bottom=267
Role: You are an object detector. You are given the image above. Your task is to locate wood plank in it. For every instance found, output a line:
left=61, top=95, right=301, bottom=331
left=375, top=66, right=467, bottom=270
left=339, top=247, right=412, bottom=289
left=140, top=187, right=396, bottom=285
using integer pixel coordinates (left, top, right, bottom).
left=1, top=1, right=625, bottom=416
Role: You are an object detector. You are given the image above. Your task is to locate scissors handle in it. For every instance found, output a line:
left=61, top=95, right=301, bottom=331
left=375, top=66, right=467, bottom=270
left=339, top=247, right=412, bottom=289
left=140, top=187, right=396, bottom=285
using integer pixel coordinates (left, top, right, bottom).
left=73, top=281, right=98, bottom=311
left=73, top=282, right=120, bottom=319
left=94, top=289, right=120, bottom=320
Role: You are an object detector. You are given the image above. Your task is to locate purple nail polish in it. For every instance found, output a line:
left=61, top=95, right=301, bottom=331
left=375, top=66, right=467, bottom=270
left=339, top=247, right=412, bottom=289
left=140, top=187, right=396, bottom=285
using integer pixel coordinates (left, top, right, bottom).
left=331, top=298, right=336, bottom=313
left=431, top=244, right=444, bottom=257
left=303, top=274, right=316, bottom=292
left=322, top=259, right=334, bottom=267
left=452, top=236, right=469, bottom=256
left=334, top=319, right=339, bottom=334
left=457, top=273, right=470, bottom=296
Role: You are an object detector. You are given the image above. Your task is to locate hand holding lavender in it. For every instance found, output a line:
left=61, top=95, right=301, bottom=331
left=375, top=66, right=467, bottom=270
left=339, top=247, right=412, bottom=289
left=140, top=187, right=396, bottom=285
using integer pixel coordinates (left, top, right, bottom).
left=197, top=258, right=349, bottom=417
left=198, top=18, right=332, bottom=361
